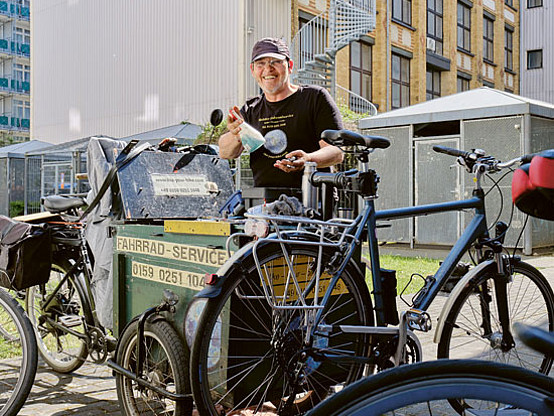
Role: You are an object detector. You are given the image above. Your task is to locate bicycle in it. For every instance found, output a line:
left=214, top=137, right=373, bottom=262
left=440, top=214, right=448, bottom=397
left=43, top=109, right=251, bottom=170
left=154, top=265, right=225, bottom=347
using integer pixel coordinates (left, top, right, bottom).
left=189, top=129, right=554, bottom=415
left=0, top=287, right=37, bottom=415
left=23, top=195, right=191, bottom=414
left=306, top=323, right=554, bottom=415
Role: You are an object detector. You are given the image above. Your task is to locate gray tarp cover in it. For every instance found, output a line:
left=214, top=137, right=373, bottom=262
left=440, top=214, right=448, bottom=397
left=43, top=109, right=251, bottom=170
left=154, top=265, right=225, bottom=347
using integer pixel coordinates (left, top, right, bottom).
left=85, top=137, right=127, bottom=330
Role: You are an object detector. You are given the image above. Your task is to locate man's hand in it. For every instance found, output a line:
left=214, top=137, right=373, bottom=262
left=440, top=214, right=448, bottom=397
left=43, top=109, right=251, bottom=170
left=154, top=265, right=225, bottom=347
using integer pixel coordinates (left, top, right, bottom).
left=218, top=106, right=245, bottom=159
left=274, top=150, right=309, bottom=173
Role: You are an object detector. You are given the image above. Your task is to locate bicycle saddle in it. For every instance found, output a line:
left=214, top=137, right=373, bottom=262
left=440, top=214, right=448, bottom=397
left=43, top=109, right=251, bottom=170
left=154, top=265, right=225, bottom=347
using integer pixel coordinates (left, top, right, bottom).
left=321, top=129, right=390, bottom=149
left=42, top=195, right=87, bottom=213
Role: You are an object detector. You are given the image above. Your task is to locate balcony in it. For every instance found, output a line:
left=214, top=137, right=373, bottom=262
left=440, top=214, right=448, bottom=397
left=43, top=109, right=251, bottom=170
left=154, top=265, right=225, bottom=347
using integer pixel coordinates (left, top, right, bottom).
left=0, top=1, right=30, bottom=21
left=0, top=77, right=29, bottom=95
left=0, top=39, right=30, bottom=58
left=0, top=115, right=30, bottom=131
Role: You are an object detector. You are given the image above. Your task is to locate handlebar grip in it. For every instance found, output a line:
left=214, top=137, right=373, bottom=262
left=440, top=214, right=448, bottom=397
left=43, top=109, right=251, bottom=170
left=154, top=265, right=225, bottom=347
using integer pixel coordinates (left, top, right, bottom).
left=432, top=145, right=470, bottom=158
left=520, top=153, right=537, bottom=164
left=310, top=171, right=347, bottom=188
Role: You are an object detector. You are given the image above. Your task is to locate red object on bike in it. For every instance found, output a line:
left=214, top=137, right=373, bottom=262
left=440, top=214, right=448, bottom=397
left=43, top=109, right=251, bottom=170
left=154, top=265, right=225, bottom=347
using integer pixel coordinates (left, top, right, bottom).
left=512, top=149, right=554, bottom=220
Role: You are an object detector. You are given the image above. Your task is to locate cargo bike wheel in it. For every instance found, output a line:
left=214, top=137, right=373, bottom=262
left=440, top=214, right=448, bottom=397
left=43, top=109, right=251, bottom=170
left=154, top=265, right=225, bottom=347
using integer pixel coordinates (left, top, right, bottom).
left=190, top=243, right=373, bottom=416
left=0, top=287, right=38, bottom=416
left=116, top=319, right=190, bottom=416
left=25, top=258, right=90, bottom=373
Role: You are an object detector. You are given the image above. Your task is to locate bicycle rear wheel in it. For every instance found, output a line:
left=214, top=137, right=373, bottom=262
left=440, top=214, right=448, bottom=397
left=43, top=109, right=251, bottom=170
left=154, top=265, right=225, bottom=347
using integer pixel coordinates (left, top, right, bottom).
left=307, top=359, right=554, bottom=416
left=190, top=243, right=373, bottom=416
left=438, top=261, right=554, bottom=373
left=0, top=288, right=38, bottom=416
left=26, top=258, right=90, bottom=373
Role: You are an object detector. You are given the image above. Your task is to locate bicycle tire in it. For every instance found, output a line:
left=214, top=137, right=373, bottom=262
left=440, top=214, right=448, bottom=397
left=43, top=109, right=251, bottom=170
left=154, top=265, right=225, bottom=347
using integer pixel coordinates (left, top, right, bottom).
left=306, top=359, right=554, bottom=416
left=0, top=288, right=38, bottom=416
left=438, top=261, right=554, bottom=374
left=115, top=319, right=191, bottom=415
left=26, top=258, right=90, bottom=373
left=190, top=243, right=374, bottom=416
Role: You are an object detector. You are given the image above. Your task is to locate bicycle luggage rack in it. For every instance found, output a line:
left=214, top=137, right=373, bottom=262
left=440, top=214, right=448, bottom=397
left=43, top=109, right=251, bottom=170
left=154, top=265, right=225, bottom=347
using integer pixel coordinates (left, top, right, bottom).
left=243, top=212, right=359, bottom=311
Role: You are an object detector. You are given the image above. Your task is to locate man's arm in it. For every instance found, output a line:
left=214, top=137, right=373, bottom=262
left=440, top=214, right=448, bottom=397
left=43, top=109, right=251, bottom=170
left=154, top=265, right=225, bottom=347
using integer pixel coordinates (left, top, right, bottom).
left=273, top=140, right=343, bottom=172
left=218, top=116, right=244, bottom=159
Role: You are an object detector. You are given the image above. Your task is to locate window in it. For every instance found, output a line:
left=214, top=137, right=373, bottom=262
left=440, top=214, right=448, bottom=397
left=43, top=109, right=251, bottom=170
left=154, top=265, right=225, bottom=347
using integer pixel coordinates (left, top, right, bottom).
left=14, top=27, right=30, bottom=45
left=350, top=40, right=372, bottom=107
left=457, top=2, right=471, bottom=51
left=14, top=63, right=30, bottom=82
left=505, top=27, right=513, bottom=71
left=483, top=16, right=494, bottom=62
left=457, top=76, right=470, bottom=92
left=13, top=100, right=30, bottom=120
left=427, top=0, right=443, bottom=55
left=392, top=53, right=410, bottom=109
left=528, top=0, right=542, bottom=7
left=426, top=69, right=441, bottom=100
left=505, top=0, right=513, bottom=6
left=527, top=49, right=543, bottom=69
left=393, top=0, right=412, bottom=25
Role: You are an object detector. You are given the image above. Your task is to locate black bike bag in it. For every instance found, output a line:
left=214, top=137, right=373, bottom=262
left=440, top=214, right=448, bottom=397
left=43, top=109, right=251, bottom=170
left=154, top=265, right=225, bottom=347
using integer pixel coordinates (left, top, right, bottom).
left=0, top=215, right=52, bottom=290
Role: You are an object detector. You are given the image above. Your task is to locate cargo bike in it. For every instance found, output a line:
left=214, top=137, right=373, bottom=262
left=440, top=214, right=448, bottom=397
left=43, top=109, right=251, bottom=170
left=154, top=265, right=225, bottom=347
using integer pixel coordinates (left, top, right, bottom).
left=14, top=127, right=241, bottom=415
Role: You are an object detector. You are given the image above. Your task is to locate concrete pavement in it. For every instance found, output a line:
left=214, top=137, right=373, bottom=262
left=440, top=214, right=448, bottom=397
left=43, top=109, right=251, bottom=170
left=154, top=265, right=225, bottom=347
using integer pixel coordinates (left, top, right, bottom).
left=13, top=252, right=554, bottom=415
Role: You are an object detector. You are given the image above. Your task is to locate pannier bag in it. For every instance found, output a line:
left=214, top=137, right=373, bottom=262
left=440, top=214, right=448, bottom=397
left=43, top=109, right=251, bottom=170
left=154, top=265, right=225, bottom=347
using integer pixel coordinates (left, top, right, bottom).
left=0, top=215, right=52, bottom=290
left=512, top=149, right=554, bottom=220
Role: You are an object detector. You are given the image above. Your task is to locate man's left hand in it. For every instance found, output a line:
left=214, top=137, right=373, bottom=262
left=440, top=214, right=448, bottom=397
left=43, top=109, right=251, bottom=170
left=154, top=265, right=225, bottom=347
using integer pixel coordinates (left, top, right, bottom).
left=274, top=150, right=310, bottom=173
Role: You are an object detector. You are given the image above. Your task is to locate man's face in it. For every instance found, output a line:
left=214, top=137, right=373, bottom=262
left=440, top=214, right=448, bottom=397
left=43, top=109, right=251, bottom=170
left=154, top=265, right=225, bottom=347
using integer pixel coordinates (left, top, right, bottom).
left=250, top=58, right=292, bottom=95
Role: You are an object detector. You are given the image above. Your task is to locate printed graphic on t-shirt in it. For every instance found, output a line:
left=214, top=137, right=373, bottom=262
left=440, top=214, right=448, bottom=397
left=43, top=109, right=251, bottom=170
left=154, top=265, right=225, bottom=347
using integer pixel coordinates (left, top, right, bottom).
left=264, top=129, right=287, bottom=154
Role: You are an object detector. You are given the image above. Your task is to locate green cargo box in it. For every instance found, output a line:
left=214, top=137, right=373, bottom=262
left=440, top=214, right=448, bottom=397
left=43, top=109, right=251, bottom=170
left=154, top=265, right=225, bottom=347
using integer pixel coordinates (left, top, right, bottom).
left=112, top=219, right=238, bottom=345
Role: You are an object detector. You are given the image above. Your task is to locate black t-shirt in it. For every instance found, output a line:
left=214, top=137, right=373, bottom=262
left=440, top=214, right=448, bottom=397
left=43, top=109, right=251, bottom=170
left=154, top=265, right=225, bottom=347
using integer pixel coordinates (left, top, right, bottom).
left=241, top=85, right=343, bottom=188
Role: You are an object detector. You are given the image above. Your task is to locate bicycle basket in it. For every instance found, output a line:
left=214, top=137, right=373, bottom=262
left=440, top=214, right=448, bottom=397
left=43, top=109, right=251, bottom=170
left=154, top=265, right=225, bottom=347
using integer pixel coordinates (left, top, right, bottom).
left=0, top=215, right=52, bottom=290
left=512, top=149, right=554, bottom=220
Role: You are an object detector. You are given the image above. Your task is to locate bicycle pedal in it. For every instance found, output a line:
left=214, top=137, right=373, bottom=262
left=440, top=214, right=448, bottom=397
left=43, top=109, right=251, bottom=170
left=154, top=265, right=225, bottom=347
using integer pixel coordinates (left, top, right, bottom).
left=58, top=314, right=83, bottom=328
left=406, top=309, right=432, bottom=332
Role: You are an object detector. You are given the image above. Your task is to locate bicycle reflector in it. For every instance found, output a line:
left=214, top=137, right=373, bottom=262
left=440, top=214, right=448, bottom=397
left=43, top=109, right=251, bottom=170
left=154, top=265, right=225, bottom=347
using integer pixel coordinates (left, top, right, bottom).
left=512, top=149, right=554, bottom=220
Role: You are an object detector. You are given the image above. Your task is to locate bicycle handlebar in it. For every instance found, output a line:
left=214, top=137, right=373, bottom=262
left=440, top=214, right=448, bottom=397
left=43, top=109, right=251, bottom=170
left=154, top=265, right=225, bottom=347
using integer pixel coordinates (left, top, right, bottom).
left=432, top=145, right=472, bottom=159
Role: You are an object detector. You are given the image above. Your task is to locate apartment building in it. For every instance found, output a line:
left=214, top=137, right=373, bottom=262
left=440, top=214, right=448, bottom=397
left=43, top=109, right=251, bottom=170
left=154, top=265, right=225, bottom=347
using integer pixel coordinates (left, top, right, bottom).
left=294, top=0, right=520, bottom=113
left=520, top=0, right=552, bottom=104
left=0, top=0, right=30, bottom=146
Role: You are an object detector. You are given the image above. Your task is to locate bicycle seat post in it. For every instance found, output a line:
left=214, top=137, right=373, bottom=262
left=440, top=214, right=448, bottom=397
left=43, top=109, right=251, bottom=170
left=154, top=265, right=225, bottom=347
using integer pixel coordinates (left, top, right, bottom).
left=302, top=161, right=318, bottom=210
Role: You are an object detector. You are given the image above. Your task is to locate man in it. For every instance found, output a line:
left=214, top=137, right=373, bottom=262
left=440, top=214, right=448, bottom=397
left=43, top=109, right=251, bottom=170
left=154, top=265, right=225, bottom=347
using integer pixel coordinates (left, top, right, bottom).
left=219, top=37, right=344, bottom=188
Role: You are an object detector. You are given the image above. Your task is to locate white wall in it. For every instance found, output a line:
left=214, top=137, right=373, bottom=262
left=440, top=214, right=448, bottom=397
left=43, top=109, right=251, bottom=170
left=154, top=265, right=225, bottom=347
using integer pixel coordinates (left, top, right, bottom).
left=31, top=0, right=290, bottom=144
left=520, top=2, right=554, bottom=104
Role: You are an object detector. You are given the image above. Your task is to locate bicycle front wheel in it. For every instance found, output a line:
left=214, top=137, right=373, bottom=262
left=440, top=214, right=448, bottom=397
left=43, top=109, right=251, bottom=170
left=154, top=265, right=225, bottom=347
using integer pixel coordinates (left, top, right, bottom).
left=190, top=243, right=373, bottom=416
left=26, top=259, right=90, bottom=373
left=0, top=288, right=38, bottom=416
left=116, top=319, right=191, bottom=415
left=307, top=359, right=554, bottom=416
left=438, top=261, right=554, bottom=373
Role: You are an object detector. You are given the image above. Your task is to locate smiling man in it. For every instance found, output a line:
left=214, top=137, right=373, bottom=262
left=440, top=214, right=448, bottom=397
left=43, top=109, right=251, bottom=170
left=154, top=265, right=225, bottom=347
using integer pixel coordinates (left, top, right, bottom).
left=219, top=37, right=344, bottom=188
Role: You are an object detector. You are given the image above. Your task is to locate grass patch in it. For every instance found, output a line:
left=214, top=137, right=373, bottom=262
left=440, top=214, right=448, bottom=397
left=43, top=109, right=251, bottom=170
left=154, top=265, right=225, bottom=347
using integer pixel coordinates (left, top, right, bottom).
left=364, top=254, right=441, bottom=297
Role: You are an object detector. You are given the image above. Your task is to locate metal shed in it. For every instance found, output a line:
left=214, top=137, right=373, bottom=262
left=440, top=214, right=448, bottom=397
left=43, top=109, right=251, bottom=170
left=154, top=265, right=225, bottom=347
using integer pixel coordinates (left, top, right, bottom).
left=0, top=140, right=52, bottom=216
left=358, top=87, right=554, bottom=254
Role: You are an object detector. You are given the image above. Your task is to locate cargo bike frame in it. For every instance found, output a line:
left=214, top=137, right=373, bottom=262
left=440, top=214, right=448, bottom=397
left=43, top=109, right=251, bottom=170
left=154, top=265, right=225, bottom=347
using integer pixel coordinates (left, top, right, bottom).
left=190, top=130, right=554, bottom=415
